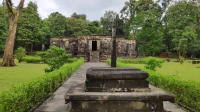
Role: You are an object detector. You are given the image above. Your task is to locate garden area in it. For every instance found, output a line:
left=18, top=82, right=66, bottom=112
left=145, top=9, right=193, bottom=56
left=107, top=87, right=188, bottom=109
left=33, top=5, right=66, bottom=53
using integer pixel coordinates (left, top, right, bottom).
left=118, top=58, right=200, bottom=81
left=0, top=58, right=48, bottom=92
left=107, top=57, right=200, bottom=111
left=1, top=0, right=200, bottom=111
left=0, top=46, right=84, bottom=112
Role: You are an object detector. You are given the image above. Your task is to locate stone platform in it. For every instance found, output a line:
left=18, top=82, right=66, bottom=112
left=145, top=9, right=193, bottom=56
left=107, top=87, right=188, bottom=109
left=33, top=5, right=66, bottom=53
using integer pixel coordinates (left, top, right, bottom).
left=86, top=67, right=150, bottom=92
left=65, top=82, right=175, bottom=111
left=36, top=63, right=187, bottom=112
left=65, top=67, right=175, bottom=112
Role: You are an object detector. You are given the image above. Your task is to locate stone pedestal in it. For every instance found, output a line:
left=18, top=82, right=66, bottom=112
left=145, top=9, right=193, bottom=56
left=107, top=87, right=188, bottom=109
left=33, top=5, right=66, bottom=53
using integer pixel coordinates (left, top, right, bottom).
left=85, top=67, right=150, bottom=92
left=65, top=67, right=175, bottom=112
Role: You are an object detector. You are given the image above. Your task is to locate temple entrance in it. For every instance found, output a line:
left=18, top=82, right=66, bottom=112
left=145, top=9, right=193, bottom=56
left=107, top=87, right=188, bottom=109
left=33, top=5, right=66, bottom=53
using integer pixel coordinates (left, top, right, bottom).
left=92, top=41, right=97, bottom=51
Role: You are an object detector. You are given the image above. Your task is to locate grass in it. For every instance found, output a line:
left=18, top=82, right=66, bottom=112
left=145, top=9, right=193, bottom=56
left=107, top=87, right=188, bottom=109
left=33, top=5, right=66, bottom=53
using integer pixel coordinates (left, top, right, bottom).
left=126, top=60, right=200, bottom=82
left=0, top=58, right=48, bottom=92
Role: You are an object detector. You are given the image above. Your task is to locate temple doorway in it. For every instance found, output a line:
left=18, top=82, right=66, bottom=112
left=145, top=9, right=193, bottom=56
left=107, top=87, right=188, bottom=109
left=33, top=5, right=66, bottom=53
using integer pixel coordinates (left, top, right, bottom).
left=92, top=41, right=97, bottom=51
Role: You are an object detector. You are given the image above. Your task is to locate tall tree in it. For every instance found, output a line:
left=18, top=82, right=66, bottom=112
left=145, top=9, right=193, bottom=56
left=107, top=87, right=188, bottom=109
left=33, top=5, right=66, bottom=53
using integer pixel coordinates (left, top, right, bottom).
left=71, top=12, right=86, bottom=20
left=134, top=0, right=164, bottom=56
left=16, top=1, right=40, bottom=53
left=120, top=0, right=138, bottom=38
left=37, top=19, right=51, bottom=51
left=121, top=0, right=164, bottom=56
left=1, top=0, right=25, bottom=66
left=66, top=17, right=90, bottom=36
left=48, top=12, right=67, bottom=38
left=100, top=10, right=118, bottom=35
left=166, top=1, right=198, bottom=58
left=0, top=3, right=8, bottom=54
left=87, top=20, right=101, bottom=34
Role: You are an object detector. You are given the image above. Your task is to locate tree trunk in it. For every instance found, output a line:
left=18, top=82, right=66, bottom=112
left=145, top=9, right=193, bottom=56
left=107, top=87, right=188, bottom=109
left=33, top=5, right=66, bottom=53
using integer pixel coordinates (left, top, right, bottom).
left=1, top=21, right=17, bottom=66
left=1, top=0, right=25, bottom=66
left=143, top=50, right=146, bottom=57
left=178, top=51, right=181, bottom=59
left=30, top=43, right=33, bottom=54
left=42, top=44, right=45, bottom=51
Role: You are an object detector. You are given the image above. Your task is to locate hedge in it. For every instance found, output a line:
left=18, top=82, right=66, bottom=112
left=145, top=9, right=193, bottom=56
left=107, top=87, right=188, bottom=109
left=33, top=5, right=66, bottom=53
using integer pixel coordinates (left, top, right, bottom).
left=22, top=56, right=42, bottom=63
left=22, top=56, right=78, bottom=64
left=107, top=58, right=200, bottom=111
left=0, top=58, right=84, bottom=112
left=117, top=57, right=165, bottom=64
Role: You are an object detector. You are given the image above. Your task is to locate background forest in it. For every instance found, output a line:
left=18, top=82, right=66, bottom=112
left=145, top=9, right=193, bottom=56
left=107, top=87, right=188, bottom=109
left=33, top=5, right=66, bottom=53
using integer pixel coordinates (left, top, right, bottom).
left=1, top=0, right=200, bottom=58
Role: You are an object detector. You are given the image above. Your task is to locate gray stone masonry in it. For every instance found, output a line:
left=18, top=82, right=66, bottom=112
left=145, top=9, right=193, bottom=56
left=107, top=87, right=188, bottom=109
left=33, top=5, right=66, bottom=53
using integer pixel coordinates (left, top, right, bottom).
left=35, top=62, right=187, bottom=112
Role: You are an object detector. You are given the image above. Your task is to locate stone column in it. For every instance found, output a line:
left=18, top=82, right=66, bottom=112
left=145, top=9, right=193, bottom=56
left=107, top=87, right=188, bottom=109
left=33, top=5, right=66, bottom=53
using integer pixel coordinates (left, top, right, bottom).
left=111, top=23, right=116, bottom=67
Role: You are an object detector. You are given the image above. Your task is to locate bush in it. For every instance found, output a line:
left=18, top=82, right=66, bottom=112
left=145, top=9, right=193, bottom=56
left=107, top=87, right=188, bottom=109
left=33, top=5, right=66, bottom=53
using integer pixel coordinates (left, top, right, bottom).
left=22, top=56, right=42, bottom=63
left=0, top=58, right=84, bottom=112
left=179, top=56, right=184, bottom=64
left=117, top=57, right=165, bottom=65
left=144, top=57, right=164, bottom=71
left=15, top=47, right=26, bottom=63
left=37, top=46, right=71, bottom=72
left=66, top=58, right=78, bottom=63
left=117, top=58, right=146, bottom=64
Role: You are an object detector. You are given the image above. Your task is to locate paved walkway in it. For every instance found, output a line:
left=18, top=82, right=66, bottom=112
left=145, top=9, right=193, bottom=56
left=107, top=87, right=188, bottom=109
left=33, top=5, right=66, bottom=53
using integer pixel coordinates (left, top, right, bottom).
left=35, top=62, right=188, bottom=112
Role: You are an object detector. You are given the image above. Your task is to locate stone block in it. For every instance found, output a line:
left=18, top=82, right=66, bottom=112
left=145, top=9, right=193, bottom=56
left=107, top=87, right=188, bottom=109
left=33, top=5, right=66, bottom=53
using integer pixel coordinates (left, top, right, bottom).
left=65, top=82, right=175, bottom=112
left=85, top=80, right=149, bottom=92
left=86, top=67, right=148, bottom=80
left=68, top=101, right=164, bottom=112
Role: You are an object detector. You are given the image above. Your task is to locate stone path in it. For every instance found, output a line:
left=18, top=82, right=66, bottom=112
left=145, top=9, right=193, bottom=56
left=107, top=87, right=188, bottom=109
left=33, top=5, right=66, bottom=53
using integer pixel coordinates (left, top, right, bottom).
left=35, top=62, right=188, bottom=112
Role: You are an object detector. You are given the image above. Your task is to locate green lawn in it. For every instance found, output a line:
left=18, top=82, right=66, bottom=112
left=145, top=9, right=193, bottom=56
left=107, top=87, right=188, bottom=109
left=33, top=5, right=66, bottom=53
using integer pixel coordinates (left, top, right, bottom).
left=126, top=60, right=200, bottom=82
left=0, top=59, right=48, bottom=92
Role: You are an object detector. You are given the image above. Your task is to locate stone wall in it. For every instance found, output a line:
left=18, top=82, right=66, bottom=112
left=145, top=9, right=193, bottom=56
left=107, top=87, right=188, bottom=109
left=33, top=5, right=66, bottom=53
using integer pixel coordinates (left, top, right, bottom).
left=50, top=35, right=136, bottom=62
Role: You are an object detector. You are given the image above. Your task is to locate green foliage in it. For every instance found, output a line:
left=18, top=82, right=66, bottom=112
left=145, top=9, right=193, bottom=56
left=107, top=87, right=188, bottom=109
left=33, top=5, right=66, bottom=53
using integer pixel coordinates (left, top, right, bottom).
left=0, top=6, right=8, bottom=54
left=166, top=1, right=198, bottom=57
left=107, top=58, right=200, bottom=111
left=100, top=10, right=118, bottom=35
left=117, top=58, right=165, bottom=65
left=179, top=56, right=184, bottom=64
left=16, top=1, right=41, bottom=51
left=15, top=47, right=26, bottom=63
left=87, top=20, right=101, bottom=34
left=22, top=56, right=42, bottom=63
left=0, top=58, right=84, bottom=112
left=144, top=57, right=164, bottom=71
left=71, top=12, right=86, bottom=20
left=117, top=58, right=145, bottom=64
left=147, top=71, right=200, bottom=111
left=66, top=57, right=78, bottom=63
left=66, top=17, right=91, bottom=36
left=37, top=19, right=51, bottom=45
left=37, top=46, right=71, bottom=72
left=48, top=12, right=67, bottom=38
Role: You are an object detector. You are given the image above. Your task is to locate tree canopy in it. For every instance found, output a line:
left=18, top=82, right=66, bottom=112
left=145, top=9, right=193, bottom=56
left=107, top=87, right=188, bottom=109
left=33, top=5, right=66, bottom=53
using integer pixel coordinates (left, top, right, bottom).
left=1, top=0, right=200, bottom=59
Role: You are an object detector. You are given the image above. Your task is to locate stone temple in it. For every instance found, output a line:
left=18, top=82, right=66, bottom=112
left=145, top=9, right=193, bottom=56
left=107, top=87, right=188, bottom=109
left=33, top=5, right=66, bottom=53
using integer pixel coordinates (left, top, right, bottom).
left=50, top=35, right=136, bottom=62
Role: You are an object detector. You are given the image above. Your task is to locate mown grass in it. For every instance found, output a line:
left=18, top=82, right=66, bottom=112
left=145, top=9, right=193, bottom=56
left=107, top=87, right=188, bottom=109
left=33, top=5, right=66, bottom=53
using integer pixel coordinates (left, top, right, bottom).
left=0, top=58, right=48, bottom=92
left=125, top=60, right=200, bottom=81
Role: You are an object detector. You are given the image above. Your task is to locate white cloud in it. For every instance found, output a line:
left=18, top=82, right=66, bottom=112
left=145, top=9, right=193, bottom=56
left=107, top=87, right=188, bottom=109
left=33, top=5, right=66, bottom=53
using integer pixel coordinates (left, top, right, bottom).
left=2, top=0, right=128, bottom=20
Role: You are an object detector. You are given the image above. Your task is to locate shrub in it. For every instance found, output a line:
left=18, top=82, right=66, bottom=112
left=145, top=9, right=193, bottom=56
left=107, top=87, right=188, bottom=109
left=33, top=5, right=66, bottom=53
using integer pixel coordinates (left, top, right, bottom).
left=22, top=56, right=42, bottom=63
left=144, top=57, right=164, bottom=71
left=117, top=57, right=165, bottom=64
left=15, top=47, right=26, bottom=63
left=117, top=58, right=145, bottom=64
left=179, top=56, right=184, bottom=64
left=37, top=46, right=71, bottom=72
left=0, top=58, right=84, bottom=112
left=66, top=58, right=78, bottom=63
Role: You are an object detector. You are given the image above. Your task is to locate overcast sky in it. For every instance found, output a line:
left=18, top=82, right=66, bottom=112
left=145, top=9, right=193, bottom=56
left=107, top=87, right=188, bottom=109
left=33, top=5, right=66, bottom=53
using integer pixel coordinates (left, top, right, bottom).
left=4, top=0, right=128, bottom=21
